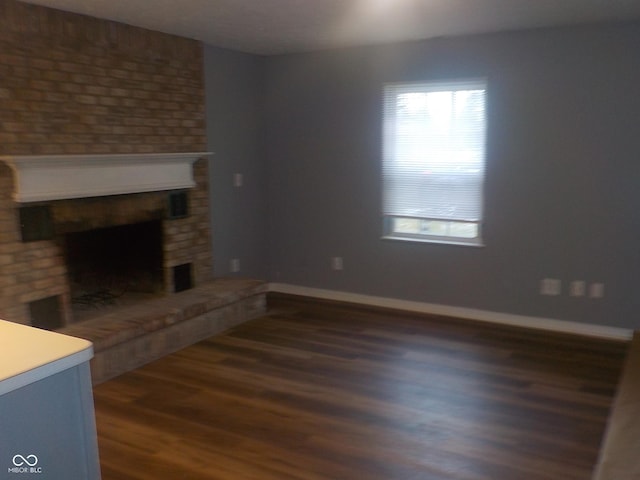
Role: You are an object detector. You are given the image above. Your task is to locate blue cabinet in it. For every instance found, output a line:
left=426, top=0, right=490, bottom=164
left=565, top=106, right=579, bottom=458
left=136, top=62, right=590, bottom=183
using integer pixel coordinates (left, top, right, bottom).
left=0, top=320, right=100, bottom=480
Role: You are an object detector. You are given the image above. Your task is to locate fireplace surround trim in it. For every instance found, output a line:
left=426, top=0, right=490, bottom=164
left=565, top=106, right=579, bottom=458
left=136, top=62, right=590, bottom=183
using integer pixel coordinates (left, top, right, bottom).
left=0, top=152, right=212, bottom=203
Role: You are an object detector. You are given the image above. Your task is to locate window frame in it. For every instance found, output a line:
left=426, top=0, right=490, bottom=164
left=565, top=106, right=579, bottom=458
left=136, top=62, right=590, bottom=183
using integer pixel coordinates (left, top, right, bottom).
left=381, top=78, right=488, bottom=247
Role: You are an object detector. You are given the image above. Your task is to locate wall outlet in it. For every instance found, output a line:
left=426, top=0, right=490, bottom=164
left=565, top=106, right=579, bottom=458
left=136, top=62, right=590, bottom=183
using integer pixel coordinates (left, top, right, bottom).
left=590, top=282, right=605, bottom=299
left=233, top=173, right=243, bottom=187
left=569, top=280, right=586, bottom=297
left=331, top=256, right=344, bottom=271
left=540, top=278, right=561, bottom=296
left=230, top=258, right=240, bottom=273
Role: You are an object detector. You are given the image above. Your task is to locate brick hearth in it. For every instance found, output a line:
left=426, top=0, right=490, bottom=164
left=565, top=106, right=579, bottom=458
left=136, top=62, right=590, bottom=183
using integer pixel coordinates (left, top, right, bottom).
left=59, top=278, right=267, bottom=384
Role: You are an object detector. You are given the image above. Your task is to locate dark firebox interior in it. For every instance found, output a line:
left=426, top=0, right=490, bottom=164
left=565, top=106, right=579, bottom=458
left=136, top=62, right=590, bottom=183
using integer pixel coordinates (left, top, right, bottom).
left=63, top=220, right=164, bottom=308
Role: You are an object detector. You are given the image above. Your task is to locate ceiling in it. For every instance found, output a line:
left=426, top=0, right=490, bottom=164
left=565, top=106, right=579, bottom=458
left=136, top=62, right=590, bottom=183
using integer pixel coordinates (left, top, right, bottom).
left=20, top=0, right=640, bottom=55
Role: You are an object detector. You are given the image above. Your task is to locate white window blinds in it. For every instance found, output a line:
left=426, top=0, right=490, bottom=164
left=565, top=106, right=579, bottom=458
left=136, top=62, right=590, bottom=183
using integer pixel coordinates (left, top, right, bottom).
left=382, top=80, right=487, bottom=243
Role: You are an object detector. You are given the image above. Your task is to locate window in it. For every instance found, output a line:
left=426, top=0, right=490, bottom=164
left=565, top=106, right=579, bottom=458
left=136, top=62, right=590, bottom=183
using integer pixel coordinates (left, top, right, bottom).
left=382, top=79, right=487, bottom=245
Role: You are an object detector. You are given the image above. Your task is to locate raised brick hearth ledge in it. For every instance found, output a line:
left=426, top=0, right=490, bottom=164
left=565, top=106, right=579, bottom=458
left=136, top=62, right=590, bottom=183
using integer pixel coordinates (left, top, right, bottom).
left=59, top=278, right=267, bottom=384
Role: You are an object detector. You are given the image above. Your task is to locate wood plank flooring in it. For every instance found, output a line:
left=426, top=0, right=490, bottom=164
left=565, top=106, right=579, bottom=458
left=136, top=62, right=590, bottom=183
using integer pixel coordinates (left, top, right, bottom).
left=93, top=295, right=628, bottom=480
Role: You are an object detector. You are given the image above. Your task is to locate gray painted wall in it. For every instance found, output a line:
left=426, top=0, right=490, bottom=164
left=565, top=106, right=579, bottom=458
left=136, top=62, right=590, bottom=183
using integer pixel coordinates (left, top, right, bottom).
left=204, top=46, right=268, bottom=279
left=263, top=23, right=640, bottom=329
left=205, top=23, right=640, bottom=329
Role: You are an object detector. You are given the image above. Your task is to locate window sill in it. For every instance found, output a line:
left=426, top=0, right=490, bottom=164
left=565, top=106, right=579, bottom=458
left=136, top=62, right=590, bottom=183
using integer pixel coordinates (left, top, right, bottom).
left=381, top=235, right=485, bottom=247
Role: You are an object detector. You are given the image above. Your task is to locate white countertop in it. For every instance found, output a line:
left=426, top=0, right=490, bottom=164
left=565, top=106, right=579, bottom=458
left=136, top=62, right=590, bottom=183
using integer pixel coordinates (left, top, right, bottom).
left=0, top=319, right=93, bottom=396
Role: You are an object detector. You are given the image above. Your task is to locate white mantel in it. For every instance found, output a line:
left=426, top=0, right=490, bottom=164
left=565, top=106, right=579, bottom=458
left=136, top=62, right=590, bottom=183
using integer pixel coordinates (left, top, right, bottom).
left=0, top=152, right=212, bottom=202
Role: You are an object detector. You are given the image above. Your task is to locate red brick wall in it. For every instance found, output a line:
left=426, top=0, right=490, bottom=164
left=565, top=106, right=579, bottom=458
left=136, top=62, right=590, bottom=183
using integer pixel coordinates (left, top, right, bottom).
left=0, top=0, right=211, bottom=325
left=0, top=0, right=206, bottom=155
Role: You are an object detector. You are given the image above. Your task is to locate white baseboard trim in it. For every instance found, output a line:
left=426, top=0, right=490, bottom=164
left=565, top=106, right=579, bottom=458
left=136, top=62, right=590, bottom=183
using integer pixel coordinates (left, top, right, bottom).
left=268, top=283, right=632, bottom=341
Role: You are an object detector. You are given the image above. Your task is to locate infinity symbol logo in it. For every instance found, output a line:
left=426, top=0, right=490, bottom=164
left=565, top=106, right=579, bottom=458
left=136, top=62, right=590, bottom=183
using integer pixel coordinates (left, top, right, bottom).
left=12, top=454, right=38, bottom=467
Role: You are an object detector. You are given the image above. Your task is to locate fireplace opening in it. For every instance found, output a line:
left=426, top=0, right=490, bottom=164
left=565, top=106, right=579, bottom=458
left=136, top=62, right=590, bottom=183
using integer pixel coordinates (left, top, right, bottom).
left=63, top=220, right=164, bottom=321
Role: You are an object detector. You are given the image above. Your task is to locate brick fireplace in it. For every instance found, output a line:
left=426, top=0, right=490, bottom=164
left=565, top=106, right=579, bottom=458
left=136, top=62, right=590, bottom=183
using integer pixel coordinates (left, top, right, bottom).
left=0, top=153, right=213, bottom=327
left=0, top=0, right=212, bottom=328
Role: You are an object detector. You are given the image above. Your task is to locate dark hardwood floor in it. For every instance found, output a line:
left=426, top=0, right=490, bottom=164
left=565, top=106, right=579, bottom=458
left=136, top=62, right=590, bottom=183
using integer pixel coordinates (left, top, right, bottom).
left=93, top=295, right=628, bottom=480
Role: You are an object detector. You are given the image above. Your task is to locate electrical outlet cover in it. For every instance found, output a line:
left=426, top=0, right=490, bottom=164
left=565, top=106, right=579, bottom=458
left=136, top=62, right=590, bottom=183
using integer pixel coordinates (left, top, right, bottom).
left=569, top=280, right=586, bottom=297
left=540, top=278, right=561, bottom=296
left=590, top=283, right=605, bottom=299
